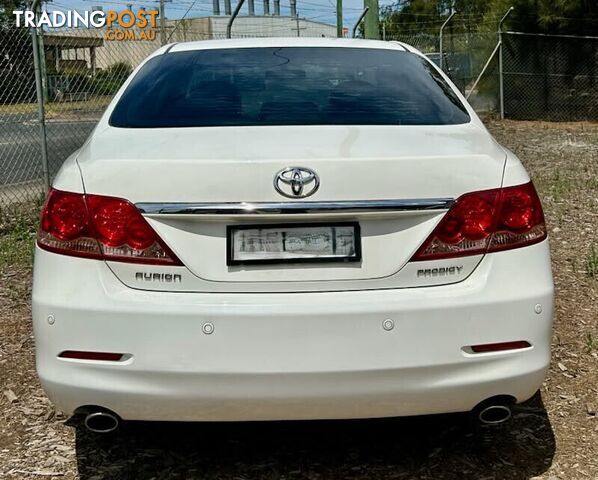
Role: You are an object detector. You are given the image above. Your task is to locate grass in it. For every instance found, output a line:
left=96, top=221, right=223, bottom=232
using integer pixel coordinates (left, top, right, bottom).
left=543, top=170, right=573, bottom=201
left=585, top=246, right=598, bottom=279
left=0, top=202, right=41, bottom=269
left=586, top=332, right=598, bottom=353
left=0, top=96, right=112, bottom=117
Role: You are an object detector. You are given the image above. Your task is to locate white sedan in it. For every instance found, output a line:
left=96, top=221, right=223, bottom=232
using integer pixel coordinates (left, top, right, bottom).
left=32, top=38, right=553, bottom=433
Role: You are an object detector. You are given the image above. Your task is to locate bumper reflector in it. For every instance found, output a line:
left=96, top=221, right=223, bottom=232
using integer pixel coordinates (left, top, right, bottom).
left=59, top=351, right=124, bottom=361
left=470, top=341, right=531, bottom=353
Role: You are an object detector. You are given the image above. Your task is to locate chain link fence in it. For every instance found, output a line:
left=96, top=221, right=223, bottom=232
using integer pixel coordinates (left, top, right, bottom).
left=1, top=16, right=597, bottom=208
left=0, top=16, right=336, bottom=207
left=0, top=27, right=41, bottom=206
left=389, top=31, right=501, bottom=113
left=502, top=32, right=598, bottom=121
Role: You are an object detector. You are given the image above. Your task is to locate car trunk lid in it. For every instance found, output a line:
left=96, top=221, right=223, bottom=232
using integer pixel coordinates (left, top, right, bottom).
left=77, top=123, right=506, bottom=292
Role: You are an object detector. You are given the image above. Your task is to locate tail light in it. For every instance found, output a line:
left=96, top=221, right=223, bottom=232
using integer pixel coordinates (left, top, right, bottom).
left=59, top=350, right=124, bottom=361
left=412, top=182, right=546, bottom=261
left=469, top=341, right=531, bottom=354
left=38, top=188, right=182, bottom=265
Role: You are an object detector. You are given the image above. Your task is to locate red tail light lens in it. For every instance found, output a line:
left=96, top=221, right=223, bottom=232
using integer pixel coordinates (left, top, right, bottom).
left=412, top=182, right=546, bottom=261
left=41, top=191, right=89, bottom=241
left=38, top=190, right=102, bottom=259
left=470, top=341, right=531, bottom=353
left=38, top=189, right=182, bottom=265
left=59, top=351, right=124, bottom=361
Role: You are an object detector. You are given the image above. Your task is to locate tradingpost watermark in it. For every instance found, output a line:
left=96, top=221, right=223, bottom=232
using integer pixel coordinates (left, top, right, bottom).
left=13, top=9, right=160, bottom=41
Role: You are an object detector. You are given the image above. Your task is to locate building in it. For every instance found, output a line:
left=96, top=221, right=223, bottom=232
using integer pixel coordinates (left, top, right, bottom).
left=47, top=12, right=336, bottom=74
left=42, top=1, right=336, bottom=100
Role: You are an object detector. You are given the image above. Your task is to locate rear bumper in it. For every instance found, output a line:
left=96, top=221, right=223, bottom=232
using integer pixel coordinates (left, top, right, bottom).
left=32, top=241, right=554, bottom=421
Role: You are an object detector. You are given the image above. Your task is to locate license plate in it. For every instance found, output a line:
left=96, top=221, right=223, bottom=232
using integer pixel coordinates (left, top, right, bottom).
left=227, top=223, right=361, bottom=265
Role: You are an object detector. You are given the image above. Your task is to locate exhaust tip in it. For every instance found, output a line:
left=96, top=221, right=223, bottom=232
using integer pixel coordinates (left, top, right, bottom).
left=477, top=404, right=512, bottom=425
left=84, top=411, right=120, bottom=433
left=473, top=395, right=515, bottom=426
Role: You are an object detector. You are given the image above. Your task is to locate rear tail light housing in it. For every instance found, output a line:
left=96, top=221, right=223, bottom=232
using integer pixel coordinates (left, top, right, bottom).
left=38, top=188, right=182, bottom=265
left=412, top=181, right=546, bottom=261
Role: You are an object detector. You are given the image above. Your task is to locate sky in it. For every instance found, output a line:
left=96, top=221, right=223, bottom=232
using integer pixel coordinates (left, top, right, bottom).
left=44, top=0, right=397, bottom=29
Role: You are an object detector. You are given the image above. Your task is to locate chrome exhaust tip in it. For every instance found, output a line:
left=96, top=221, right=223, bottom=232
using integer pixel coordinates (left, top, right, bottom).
left=83, top=410, right=120, bottom=433
left=472, top=396, right=515, bottom=426
left=477, top=404, right=512, bottom=425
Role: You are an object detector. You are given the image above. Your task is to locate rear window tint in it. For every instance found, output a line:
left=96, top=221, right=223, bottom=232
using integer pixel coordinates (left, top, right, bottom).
left=110, top=47, right=470, bottom=128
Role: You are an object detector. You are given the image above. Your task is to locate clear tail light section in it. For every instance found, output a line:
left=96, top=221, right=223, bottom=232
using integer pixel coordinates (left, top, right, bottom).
left=38, top=188, right=182, bottom=265
left=411, top=182, right=547, bottom=261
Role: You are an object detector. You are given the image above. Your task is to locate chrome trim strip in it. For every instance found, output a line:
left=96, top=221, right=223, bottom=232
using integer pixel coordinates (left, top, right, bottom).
left=136, top=199, right=454, bottom=215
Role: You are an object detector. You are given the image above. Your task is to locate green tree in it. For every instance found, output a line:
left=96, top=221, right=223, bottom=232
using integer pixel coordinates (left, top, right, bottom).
left=0, top=0, right=36, bottom=102
left=381, top=1, right=449, bottom=36
left=1, top=0, right=34, bottom=74
left=0, top=0, right=27, bottom=26
left=381, top=0, right=598, bottom=36
left=482, top=0, right=597, bottom=35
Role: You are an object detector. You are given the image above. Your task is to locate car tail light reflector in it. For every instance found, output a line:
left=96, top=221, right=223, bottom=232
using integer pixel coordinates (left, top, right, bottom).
left=38, top=189, right=182, bottom=265
left=411, top=182, right=546, bottom=261
left=470, top=341, right=531, bottom=353
left=59, top=351, right=124, bottom=361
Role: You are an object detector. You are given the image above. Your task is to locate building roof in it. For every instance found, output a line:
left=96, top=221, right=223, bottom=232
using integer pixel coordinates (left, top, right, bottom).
left=44, top=34, right=103, bottom=48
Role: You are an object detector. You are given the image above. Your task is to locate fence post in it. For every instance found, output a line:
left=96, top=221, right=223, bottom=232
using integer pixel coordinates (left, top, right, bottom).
left=465, top=41, right=501, bottom=100
left=352, top=7, right=369, bottom=38
left=30, top=0, right=50, bottom=192
left=498, top=7, right=514, bottom=119
left=160, top=0, right=166, bottom=45
left=439, top=11, right=455, bottom=72
left=227, top=0, right=247, bottom=39
left=336, top=0, right=343, bottom=38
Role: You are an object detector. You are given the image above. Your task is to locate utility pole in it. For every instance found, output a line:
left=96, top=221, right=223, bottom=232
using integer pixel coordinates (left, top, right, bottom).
left=336, top=0, right=342, bottom=38
left=159, top=0, right=166, bottom=45
left=363, top=0, right=379, bottom=39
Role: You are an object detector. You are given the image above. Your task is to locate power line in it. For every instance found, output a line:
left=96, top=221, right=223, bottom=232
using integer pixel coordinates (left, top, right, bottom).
left=167, top=0, right=200, bottom=41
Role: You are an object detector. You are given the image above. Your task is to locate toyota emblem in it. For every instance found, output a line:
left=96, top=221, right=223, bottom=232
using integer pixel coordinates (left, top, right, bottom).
left=273, top=167, right=320, bottom=199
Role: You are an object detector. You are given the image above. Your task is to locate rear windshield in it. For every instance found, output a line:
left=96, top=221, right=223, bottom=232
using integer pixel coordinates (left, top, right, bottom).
left=110, top=47, right=470, bottom=128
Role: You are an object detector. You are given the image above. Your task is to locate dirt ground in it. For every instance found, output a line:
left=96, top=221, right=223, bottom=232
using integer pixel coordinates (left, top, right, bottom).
left=0, top=119, right=596, bottom=480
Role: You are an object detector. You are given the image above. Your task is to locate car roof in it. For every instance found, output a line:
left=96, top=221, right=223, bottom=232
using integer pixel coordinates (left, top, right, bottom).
left=167, top=37, right=413, bottom=54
